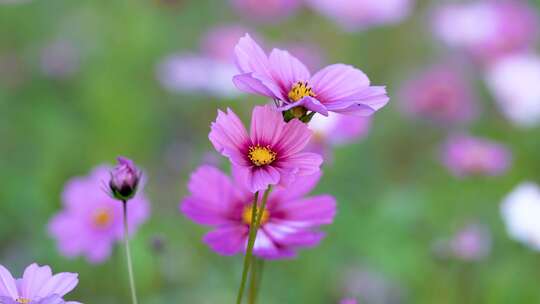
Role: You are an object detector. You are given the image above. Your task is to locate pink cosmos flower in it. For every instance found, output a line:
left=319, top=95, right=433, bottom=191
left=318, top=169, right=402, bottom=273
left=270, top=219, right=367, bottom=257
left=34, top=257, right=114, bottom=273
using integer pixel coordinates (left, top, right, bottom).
left=230, top=0, right=302, bottom=24
left=180, top=165, right=336, bottom=259
left=48, top=165, right=150, bottom=263
left=433, top=1, right=538, bottom=63
left=441, top=135, right=512, bottom=177
left=450, top=224, right=491, bottom=261
left=339, top=299, right=357, bottom=304
left=209, top=105, right=323, bottom=192
left=308, top=113, right=371, bottom=157
left=0, top=263, right=79, bottom=304
left=399, top=64, right=477, bottom=125
left=233, top=34, right=389, bottom=116
left=306, top=0, right=413, bottom=31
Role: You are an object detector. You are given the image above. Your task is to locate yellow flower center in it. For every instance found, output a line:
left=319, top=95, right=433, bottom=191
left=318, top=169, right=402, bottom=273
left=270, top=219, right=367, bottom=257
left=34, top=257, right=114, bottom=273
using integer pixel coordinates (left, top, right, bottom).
left=17, top=298, right=31, bottom=304
left=92, top=208, right=113, bottom=228
left=242, top=204, right=270, bottom=225
left=288, top=81, right=316, bottom=102
left=248, top=145, right=277, bottom=166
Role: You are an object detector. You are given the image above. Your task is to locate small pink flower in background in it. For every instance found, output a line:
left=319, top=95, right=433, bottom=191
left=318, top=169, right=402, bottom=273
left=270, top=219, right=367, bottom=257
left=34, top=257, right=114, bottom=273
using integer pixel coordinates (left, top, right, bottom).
left=230, top=0, right=302, bottom=24
left=485, top=53, right=540, bottom=128
left=308, top=113, right=371, bottom=157
left=48, top=165, right=150, bottom=263
left=40, top=40, right=79, bottom=79
left=399, top=64, right=477, bottom=126
left=233, top=34, right=389, bottom=116
left=180, top=165, right=336, bottom=259
left=157, top=25, right=254, bottom=98
left=0, top=263, right=79, bottom=304
left=441, top=135, right=511, bottom=177
left=450, top=224, right=491, bottom=261
left=339, top=298, right=357, bottom=304
left=306, top=0, right=414, bottom=31
left=433, top=1, right=538, bottom=63
left=341, top=267, right=405, bottom=304
left=209, top=105, right=322, bottom=192
left=501, top=182, right=540, bottom=251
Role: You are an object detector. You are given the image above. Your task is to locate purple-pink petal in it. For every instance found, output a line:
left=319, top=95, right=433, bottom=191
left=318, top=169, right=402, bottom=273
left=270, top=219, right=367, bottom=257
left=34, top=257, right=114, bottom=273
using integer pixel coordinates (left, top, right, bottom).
left=203, top=225, right=248, bottom=255
left=268, top=48, right=311, bottom=93
left=0, top=265, right=18, bottom=299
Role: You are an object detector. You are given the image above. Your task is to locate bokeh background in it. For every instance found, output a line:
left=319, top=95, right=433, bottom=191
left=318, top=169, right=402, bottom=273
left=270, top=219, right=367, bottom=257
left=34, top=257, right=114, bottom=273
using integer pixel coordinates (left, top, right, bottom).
left=2, top=0, right=540, bottom=303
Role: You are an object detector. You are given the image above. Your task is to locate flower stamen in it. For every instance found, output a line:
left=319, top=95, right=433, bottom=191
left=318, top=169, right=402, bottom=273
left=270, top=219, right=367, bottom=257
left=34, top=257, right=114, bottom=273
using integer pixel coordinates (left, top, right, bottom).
left=242, top=204, right=270, bottom=225
left=248, top=145, right=277, bottom=166
left=92, top=208, right=113, bottom=228
left=17, top=298, right=31, bottom=304
left=288, top=81, right=316, bottom=102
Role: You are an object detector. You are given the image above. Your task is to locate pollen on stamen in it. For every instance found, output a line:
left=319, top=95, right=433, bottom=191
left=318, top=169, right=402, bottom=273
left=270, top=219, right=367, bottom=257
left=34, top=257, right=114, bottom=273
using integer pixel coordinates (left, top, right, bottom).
left=17, top=299, right=31, bottom=304
left=92, top=208, right=113, bottom=228
left=288, top=81, right=316, bottom=102
left=248, top=145, right=277, bottom=166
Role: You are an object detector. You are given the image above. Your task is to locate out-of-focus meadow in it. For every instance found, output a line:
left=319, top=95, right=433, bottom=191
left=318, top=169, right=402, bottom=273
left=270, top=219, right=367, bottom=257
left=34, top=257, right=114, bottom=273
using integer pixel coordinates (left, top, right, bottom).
left=2, top=0, right=540, bottom=303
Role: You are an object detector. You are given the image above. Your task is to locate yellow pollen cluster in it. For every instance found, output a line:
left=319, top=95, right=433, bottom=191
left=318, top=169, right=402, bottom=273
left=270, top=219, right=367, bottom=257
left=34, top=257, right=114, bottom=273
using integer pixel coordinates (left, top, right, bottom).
left=92, top=208, right=113, bottom=228
left=288, top=81, right=316, bottom=102
left=17, top=298, right=31, bottom=304
left=248, top=145, right=276, bottom=166
left=242, top=204, right=270, bottom=225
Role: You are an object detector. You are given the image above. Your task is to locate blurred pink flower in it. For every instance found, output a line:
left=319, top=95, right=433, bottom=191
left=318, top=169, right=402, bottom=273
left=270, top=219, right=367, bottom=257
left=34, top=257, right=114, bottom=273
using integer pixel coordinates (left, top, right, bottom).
left=433, top=1, right=538, bottom=62
left=0, top=263, right=79, bottom=304
left=308, top=113, right=371, bottom=157
left=340, top=299, right=357, bottom=304
left=441, top=135, right=511, bottom=177
left=48, top=165, right=150, bottom=264
left=234, top=34, right=389, bottom=116
left=40, top=40, right=79, bottom=79
left=180, top=166, right=335, bottom=259
left=157, top=25, right=254, bottom=98
left=284, top=42, right=326, bottom=71
left=306, top=0, right=414, bottom=31
left=450, top=224, right=491, bottom=261
left=501, top=182, right=540, bottom=251
left=485, top=53, right=540, bottom=128
left=209, top=105, right=322, bottom=192
left=399, top=65, right=477, bottom=126
left=230, top=0, right=302, bottom=24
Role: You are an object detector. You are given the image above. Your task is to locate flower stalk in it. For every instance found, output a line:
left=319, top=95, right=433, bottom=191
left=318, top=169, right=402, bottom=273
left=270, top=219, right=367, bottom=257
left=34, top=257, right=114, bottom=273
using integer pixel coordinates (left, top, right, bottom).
left=123, top=200, right=139, bottom=304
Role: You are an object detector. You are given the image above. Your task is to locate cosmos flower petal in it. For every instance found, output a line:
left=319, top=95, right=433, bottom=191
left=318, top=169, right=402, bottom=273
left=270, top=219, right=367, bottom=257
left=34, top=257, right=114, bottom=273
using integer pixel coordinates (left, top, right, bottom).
left=247, top=166, right=281, bottom=193
left=278, top=152, right=323, bottom=177
left=274, top=194, right=337, bottom=226
left=180, top=166, right=242, bottom=225
left=232, top=73, right=282, bottom=99
left=273, top=118, right=313, bottom=158
left=250, top=105, right=285, bottom=146
left=278, top=96, right=329, bottom=116
left=270, top=172, right=322, bottom=203
left=37, top=295, right=67, bottom=304
left=311, top=64, right=369, bottom=102
left=36, top=272, right=78, bottom=299
left=19, top=264, right=53, bottom=299
left=327, top=86, right=390, bottom=115
left=0, top=265, right=18, bottom=299
left=203, top=225, right=248, bottom=255
left=209, top=108, right=250, bottom=161
left=268, top=48, right=311, bottom=91
left=234, top=34, right=273, bottom=78
left=86, top=239, right=114, bottom=264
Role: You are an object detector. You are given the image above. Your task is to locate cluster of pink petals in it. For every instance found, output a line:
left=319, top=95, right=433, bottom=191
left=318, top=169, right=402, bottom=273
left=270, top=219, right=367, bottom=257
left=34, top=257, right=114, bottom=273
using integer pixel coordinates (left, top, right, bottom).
left=433, top=1, right=538, bottom=63
left=209, top=104, right=322, bottom=192
left=48, top=165, right=150, bottom=263
left=399, top=64, right=477, bottom=126
left=441, top=135, right=512, bottom=177
left=0, top=263, right=79, bottom=304
left=180, top=166, right=336, bottom=259
left=307, top=0, right=414, bottom=31
left=233, top=34, right=389, bottom=116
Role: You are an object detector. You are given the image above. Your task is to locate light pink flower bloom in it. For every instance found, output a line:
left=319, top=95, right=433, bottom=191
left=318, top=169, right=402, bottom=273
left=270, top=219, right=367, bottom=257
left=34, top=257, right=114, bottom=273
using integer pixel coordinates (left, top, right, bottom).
left=485, top=53, right=540, bottom=128
left=450, top=224, right=491, bottom=261
left=180, top=165, right=336, bottom=259
left=441, top=135, right=512, bottom=177
left=209, top=105, right=322, bottom=192
left=230, top=0, right=302, bottom=24
left=433, top=1, right=538, bottom=62
left=307, top=0, right=413, bottom=31
left=0, top=263, right=79, bottom=304
left=48, top=165, right=150, bottom=263
left=339, top=299, right=357, bottom=304
left=399, top=64, right=477, bottom=125
left=233, top=34, right=389, bottom=116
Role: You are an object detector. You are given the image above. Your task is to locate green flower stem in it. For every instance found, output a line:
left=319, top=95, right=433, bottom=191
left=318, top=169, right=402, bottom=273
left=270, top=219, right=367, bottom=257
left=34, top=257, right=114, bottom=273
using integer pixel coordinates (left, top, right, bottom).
left=236, top=187, right=272, bottom=304
left=122, top=200, right=139, bottom=304
left=248, top=258, right=264, bottom=304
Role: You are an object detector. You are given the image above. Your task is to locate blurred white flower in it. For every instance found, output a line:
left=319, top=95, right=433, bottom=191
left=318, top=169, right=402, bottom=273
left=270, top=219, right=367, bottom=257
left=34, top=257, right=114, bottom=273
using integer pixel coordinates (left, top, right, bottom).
left=501, top=182, right=540, bottom=251
left=485, top=54, right=540, bottom=128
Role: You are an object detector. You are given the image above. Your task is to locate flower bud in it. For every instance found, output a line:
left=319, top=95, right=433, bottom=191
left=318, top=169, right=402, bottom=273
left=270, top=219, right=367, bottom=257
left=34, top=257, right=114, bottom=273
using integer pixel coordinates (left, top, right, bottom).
left=109, top=156, right=141, bottom=201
